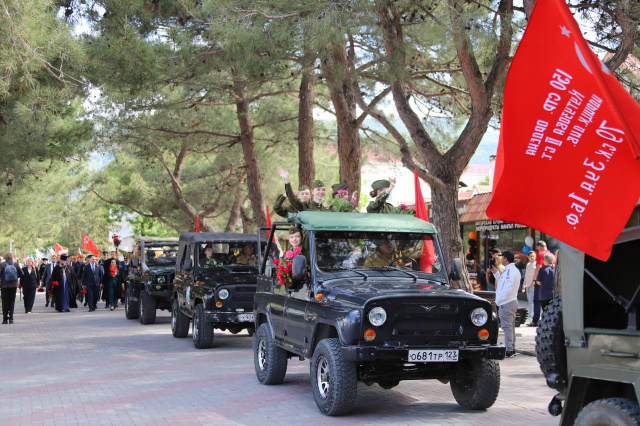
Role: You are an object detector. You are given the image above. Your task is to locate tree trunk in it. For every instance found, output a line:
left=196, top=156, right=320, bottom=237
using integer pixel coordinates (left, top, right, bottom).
left=224, top=192, right=243, bottom=233
left=241, top=207, right=254, bottom=234
left=324, top=42, right=361, bottom=199
left=297, top=54, right=316, bottom=188
left=233, top=77, right=267, bottom=227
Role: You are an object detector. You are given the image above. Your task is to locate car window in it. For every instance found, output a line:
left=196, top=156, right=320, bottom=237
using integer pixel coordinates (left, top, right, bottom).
left=314, top=232, right=441, bottom=275
left=144, top=244, right=179, bottom=266
left=198, top=242, right=259, bottom=268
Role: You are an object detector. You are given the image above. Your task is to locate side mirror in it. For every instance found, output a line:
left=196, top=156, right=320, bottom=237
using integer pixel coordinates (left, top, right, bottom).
left=184, top=258, right=193, bottom=272
left=291, top=255, right=307, bottom=285
left=450, top=258, right=463, bottom=281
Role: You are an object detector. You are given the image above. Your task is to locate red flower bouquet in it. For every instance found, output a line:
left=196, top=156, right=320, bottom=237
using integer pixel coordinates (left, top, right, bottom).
left=273, top=247, right=302, bottom=286
left=80, top=289, right=87, bottom=295
left=112, top=234, right=121, bottom=248
left=51, top=281, right=59, bottom=287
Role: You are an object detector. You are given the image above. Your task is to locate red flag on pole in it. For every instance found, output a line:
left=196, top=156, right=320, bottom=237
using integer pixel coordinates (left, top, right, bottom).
left=414, top=171, right=436, bottom=272
left=266, top=206, right=273, bottom=228
left=81, top=234, right=100, bottom=256
left=486, top=0, right=640, bottom=261
left=54, top=243, right=68, bottom=255
left=195, top=217, right=200, bottom=233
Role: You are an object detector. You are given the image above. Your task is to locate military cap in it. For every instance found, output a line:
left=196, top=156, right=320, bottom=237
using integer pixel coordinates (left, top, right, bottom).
left=60, top=254, right=69, bottom=261
left=86, top=255, right=94, bottom=259
left=371, top=179, right=390, bottom=191
left=312, top=179, right=325, bottom=189
left=331, top=183, right=348, bottom=196
left=289, top=226, right=302, bottom=235
left=298, top=184, right=309, bottom=191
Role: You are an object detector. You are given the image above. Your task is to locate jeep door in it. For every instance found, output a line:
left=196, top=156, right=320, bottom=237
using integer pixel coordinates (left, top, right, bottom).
left=174, top=243, right=194, bottom=316
left=283, top=285, right=311, bottom=353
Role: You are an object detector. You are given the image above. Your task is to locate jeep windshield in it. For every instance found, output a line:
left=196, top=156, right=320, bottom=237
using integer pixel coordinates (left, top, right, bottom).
left=144, top=244, right=179, bottom=266
left=198, top=242, right=261, bottom=269
left=314, top=231, right=442, bottom=276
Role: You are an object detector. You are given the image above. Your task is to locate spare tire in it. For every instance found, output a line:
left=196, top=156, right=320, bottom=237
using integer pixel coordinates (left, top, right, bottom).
left=535, top=295, right=567, bottom=380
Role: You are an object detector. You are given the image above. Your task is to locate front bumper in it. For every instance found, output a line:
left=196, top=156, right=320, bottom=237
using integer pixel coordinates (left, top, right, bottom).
left=341, top=344, right=506, bottom=363
left=204, top=310, right=255, bottom=324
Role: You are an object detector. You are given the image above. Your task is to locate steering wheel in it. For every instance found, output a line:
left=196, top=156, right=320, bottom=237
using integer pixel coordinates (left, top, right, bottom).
left=388, top=256, right=420, bottom=271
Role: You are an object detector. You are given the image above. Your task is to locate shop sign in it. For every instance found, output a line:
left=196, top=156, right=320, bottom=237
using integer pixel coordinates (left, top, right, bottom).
left=475, top=220, right=528, bottom=232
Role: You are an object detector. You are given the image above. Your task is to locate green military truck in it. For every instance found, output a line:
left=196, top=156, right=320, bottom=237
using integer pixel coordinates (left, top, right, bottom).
left=125, top=237, right=179, bottom=324
left=536, top=226, right=640, bottom=425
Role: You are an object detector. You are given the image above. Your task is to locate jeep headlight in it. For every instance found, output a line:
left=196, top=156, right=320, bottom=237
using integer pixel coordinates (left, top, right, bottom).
left=218, top=289, right=229, bottom=300
left=470, top=307, right=488, bottom=326
left=368, top=307, right=387, bottom=327
left=156, top=276, right=165, bottom=284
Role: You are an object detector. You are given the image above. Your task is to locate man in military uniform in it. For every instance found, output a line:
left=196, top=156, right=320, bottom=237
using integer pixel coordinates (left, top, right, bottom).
left=201, top=245, right=220, bottom=267
left=236, top=243, right=258, bottom=265
left=367, top=178, right=396, bottom=213
left=363, top=239, right=424, bottom=269
left=274, top=184, right=310, bottom=218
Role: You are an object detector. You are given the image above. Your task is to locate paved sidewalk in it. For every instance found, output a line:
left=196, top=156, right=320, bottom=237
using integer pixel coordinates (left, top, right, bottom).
left=1, top=293, right=558, bottom=425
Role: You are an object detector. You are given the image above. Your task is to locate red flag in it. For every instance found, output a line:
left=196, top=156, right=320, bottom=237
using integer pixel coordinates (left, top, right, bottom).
left=414, top=171, right=436, bottom=273
left=487, top=0, right=640, bottom=261
left=195, top=217, right=200, bottom=233
left=54, top=243, right=68, bottom=255
left=266, top=206, right=273, bottom=228
left=81, top=234, right=100, bottom=256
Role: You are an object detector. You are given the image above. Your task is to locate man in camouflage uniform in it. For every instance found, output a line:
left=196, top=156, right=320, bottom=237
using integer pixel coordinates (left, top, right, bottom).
left=200, top=245, right=220, bottom=267
left=235, top=243, right=258, bottom=265
left=364, top=239, right=424, bottom=269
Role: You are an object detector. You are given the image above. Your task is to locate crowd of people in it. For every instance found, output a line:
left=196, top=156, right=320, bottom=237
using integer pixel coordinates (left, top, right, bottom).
left=489, top=240, right=557, bottom=358
left=0, top=251, right=130, bottom=324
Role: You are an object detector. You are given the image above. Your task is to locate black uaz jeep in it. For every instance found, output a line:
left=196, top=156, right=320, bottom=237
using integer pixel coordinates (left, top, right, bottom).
left=125, top=237, right=179, bottom=324
left=171, top=232, right=264, bottom=349
left=253, top=211, right=505, bottom=416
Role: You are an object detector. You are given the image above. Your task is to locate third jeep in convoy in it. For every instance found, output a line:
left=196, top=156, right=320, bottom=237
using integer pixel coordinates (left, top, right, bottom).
left=171, top=232, right=264, bottom=349
left=125, top=237, right=179, bottom=324
left=253, top=211, right=505, bottom=416
left=536, top=226, right=640, bottom=425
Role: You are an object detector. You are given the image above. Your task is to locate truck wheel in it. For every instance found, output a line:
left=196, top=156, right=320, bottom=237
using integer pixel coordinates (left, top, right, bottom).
left=310, top=338, right=357, bottom=416
left=535, top=295, right=567, bottom=379
left=574, top=398, right=640, bottom=426
left=192, top=303, right=214, bottom=349
left=450, top=358, right=500, bottom=410
left=139, top=290, right=157, bottom=325
left=253, top=323, right=287, bottom=385
left=125, top=288, right=139, bottom=320
left=171, top=298, right=189, bottom=338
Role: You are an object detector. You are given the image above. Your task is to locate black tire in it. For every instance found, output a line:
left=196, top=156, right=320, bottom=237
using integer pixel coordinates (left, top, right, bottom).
left=139, top=290, right=157, bottom=325
left=192, top=303, right=214, bottom=349
left=253, top=323, right=288, bottom=385
left=535, top=295, right=567, bottom=379
left=247, top=327, right=255, bottom=337
left=171, top=298, right=189, bottom=338
left=574, top=398, right=640, bottom=426
left=310, top=338, right=357, bottom=416
left=124, top=287, right=139, bottom=320
left=450, top=358, right=500, bottom=410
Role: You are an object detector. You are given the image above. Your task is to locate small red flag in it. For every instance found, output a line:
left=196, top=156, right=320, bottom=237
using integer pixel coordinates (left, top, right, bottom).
left=81, top=234, right=100, bottom=256
left=266, top=206, right=273, bottom=228
left=414, top=171, right=436, bottom=273
left=487, top=0, right=640, bottom=261
left=54, top=243, right=68, bottom=255
left=195, top=217, right=200, bottom=233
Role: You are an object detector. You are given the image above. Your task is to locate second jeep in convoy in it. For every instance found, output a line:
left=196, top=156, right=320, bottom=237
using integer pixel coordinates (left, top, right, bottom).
left=253, top=212, right=505, bottom=416
left=124, top=237, right=179, bottom=324
left=171, top=232, right=264, bottom=349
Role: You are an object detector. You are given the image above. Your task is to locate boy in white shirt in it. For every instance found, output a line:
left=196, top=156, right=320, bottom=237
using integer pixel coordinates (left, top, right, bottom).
left=492, top=251, right=521, bottom=358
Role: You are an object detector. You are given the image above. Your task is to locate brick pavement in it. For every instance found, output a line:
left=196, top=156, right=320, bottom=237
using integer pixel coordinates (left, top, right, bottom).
left=0, top=292, right=558, bottom=425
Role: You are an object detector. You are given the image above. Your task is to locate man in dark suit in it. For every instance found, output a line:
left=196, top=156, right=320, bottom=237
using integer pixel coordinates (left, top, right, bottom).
left=81, top=255, right=103, bottom=312
left=41, top=254, right=58, bottom=308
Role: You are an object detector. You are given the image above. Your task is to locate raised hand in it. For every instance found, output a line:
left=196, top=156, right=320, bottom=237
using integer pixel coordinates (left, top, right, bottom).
left=277, top=167, right=290, bottom=183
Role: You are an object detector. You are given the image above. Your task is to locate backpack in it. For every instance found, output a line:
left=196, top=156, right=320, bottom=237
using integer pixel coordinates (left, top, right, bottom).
left=4, top=262, right=18, bottom=282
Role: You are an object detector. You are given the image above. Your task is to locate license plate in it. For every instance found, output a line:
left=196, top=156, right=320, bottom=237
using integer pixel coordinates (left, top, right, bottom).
left=238, top=313, right=254, bottom=322
left=408, top=349, right=459, bottom=363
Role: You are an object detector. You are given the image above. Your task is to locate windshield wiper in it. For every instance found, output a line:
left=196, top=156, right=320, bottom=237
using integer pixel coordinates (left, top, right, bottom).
left=322, top=267, right=369, bottom=281
left=368, top=266, right=418, bottom=283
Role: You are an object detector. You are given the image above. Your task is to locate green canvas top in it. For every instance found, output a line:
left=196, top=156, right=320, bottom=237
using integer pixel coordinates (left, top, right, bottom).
left=292, top=211, right=437, bottom=233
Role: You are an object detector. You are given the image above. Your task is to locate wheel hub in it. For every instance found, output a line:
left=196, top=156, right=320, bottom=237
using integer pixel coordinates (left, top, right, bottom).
left=193, top=313, right=199, bottom=341
left=258, top=338, right=267, bottom=371
left=171, top=306, right=176, bottom=331
left=316, top=356, right=330, bottom=399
